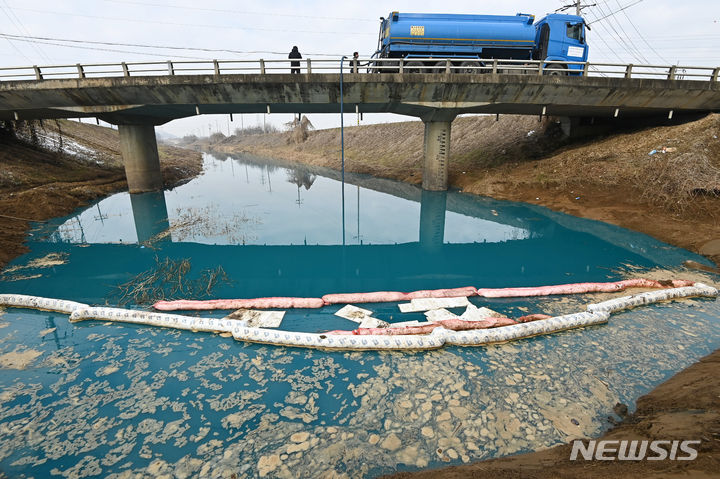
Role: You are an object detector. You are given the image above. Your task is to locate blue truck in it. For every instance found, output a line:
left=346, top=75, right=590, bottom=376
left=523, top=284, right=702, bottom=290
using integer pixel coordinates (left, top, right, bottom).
left=374, top=12, right=588, bottom=74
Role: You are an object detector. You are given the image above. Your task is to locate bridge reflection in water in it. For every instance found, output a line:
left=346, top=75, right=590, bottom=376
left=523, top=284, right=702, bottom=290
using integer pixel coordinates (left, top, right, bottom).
left=129, top=191, right=171, bottom=244
left=16, top=153, right=705, bottom=304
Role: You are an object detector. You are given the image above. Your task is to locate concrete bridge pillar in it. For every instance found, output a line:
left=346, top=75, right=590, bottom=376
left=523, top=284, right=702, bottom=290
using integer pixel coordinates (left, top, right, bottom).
left=422, top=120, right=452, bottom=191
left=118, top=124, right=163, bottom=193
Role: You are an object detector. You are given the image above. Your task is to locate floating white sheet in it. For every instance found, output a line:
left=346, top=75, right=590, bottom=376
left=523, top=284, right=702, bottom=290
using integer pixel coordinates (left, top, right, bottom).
left=225, top=309, right=285, bottom=328
left=398, top=296, right=470, bottom=313
left=334, top=304, right=373, bottom=323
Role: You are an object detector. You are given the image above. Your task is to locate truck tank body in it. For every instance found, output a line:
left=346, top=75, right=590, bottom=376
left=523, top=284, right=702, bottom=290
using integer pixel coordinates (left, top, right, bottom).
left=375, top=11, right=588, bottom=74
left=382, top=13, right=537, bottom=56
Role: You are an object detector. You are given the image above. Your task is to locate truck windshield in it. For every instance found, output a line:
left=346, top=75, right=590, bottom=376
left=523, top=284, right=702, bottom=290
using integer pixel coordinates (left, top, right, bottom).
left=566, top=23, right=583, bottom=42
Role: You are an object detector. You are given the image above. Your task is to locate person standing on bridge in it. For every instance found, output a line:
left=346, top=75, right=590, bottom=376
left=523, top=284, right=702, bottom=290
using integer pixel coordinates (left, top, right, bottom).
left=289, top=46, right=302, bottom=74
left=350, top=52, right=361, bottom=73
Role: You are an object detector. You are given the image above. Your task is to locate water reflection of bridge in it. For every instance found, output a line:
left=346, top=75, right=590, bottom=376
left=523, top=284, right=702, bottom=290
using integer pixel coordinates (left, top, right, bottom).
left=126, top=177, right=540, bottom=249
left=43, top=152, right=695, bottom=288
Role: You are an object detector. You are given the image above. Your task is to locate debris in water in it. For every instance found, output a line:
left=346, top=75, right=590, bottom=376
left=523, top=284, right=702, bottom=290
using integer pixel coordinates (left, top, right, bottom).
left=399, top=297, right=470, bottom=313
left=334, top=305, right=373, bottom=322
left=225, top=309, right=285, bottom=328
left=109, top=256, right=231, bottom=306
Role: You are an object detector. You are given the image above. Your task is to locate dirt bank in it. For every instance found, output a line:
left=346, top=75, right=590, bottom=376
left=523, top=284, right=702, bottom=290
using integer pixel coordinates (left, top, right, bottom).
left=198, top=114, right=720, bottom=478
left=204, top=114, right=720, bottom=268
left=0, top=120, right=203, bottom=269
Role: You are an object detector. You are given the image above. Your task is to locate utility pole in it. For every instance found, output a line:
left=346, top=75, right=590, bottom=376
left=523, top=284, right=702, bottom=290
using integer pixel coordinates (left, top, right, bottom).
left=558, top=0, right=595, bottom=16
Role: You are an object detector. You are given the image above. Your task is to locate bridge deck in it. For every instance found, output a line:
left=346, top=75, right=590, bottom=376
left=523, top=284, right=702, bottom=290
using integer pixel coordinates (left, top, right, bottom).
left=1, top=72, right=718, bottom=124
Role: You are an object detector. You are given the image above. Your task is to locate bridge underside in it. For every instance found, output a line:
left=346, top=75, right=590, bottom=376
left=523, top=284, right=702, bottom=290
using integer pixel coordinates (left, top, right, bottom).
left=1, top=73, right=718, bottom=191
left=0, top=102, right=707, bottom=124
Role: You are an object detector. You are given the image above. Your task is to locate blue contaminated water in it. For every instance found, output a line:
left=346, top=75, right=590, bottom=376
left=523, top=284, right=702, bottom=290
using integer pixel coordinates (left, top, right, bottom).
left=0, top=153, right=718, bottom=478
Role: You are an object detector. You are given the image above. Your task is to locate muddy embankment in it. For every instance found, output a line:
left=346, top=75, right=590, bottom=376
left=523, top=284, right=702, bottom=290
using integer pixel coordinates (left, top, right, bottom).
left=0, top=119, right=203, bottom=269
left=192, top=113, right=720, bottom=478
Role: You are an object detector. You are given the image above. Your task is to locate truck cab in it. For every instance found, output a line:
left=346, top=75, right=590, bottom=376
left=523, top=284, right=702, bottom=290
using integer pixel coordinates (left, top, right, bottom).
left=534, top=14, right=588, bottom=73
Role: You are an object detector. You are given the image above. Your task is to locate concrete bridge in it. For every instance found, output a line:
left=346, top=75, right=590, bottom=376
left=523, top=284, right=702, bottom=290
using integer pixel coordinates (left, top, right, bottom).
left=1, top=58, right=719, bottom=191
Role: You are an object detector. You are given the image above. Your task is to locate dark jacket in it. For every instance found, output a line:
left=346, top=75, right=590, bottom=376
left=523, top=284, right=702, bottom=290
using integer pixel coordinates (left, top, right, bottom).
left=289, top=47, right=302, bottom=67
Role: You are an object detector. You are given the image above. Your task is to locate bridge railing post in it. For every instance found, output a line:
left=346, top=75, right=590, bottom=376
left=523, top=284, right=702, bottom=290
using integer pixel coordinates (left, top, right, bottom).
left=76, top=64, right=85, bottom=79
left=712, top=67, right=719, bottom=82
left=213, top=60, right=220, bottom=76
left=668, top=65, right=677, bottom=80
left=306, top=59, right=312, bottom=74
left=445, top=59, right=451, bottom=74
left=121, top=62, right=130, bottom=77
left=167, top=61, right=174, bottom=76
left=537, top=61, right=543, bottom=76
left=33, top=65, right=43, bottom=81
left=492, top=58, right=498, bottom=74
left=399, top=59, right=404, bottom=75
left=583, top=62, right=589, bottom=76
left=259, top=59, right=265, bottom=74
left=625, top=64, right=633, bottom=79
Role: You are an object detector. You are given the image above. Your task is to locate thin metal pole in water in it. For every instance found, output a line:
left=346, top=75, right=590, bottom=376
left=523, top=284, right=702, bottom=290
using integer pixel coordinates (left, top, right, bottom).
left=340, top=55, right=347, bottom=246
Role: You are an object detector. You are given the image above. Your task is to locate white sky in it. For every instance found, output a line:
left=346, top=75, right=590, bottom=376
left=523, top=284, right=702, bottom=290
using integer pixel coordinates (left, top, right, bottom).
left=1, top=0, right=718, bottom=136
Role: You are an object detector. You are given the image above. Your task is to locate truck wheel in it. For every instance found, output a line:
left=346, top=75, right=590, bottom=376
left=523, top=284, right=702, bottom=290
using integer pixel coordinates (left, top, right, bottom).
left=375, top=60, right=399, bottom=73
left=544, top=64, right=568, bottom=76
left=431, top=61, right=447, bottom=73
left=453, top=61, right=482, bottom=74
left=404, top=61, right=425, bottom=73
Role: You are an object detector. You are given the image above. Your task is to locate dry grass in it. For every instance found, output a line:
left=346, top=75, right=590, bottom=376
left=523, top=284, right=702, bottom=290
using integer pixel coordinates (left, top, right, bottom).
left=109, top=256, right=231, bottom=306
left=634, top=151, right=720, bottom=213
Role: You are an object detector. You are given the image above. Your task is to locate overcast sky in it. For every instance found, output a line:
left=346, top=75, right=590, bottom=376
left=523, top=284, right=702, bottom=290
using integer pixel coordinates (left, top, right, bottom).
left=1, top=0, right=718, bottom=135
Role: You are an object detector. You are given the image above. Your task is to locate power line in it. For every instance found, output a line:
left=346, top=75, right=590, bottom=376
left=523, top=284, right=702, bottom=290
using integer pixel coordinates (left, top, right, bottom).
left=0, top=32, right=345, bottom=58
left=587, top=0, right=644, bottom=24
left=582, top=10, right=627, bottom=63
left=593, top=1, right=649, bottom=63
left=10, top=6, right=375, bottom=37
left=0, top=6, right=33, bottom=62
left=585, top=6, right=644, bottom=63
left=615, top=0, right=670, bottom=64
left=0, top=36, right=207, bottom=59
left=1, top=0, right=51, bottom=62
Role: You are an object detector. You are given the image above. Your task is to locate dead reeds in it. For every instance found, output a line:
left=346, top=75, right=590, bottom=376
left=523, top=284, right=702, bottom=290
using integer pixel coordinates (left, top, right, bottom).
left=109, top=256, right=230, bottom=306
left=635, top=150, right=720, bottom=214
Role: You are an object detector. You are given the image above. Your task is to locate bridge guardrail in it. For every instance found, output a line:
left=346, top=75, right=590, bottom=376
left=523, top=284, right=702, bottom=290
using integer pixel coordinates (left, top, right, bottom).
left=0, top=58, right=717, bottom=83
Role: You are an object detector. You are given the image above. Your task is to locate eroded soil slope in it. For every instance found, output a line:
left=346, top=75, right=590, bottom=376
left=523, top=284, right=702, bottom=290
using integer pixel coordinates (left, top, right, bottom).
left=0, top=120, right=202, bottom=268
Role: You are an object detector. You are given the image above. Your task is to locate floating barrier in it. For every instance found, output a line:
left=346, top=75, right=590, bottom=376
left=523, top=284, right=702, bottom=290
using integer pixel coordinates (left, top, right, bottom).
left=230, top=325, right=447, bottom=350
left=152, top=279, right=697, bottom=312
left=154, top=287, right=479, bottom=311
left=70, top=307, right=237, bottom=333
left=476, top=278, right=695, bottom=298
left=587, top=283, right=718, bottom=314
left=0, top=294, right=88, bottom=314
left=322, top=286, right=477, bottom=306
left=0, top=280, right=716, bottom=351
left=444, top=311, right=611, bottom=346
left=153, top=297, right=325, bottom=311
left=327, top=316, right=520, bottom=336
